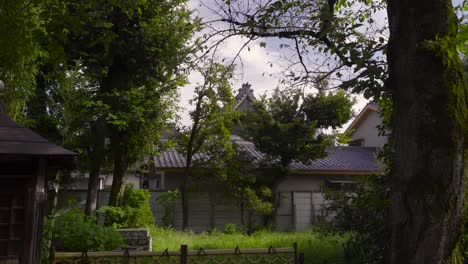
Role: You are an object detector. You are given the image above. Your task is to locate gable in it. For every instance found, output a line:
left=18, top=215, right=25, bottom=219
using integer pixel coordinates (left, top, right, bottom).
left=345, top=103, right=387, bottom=148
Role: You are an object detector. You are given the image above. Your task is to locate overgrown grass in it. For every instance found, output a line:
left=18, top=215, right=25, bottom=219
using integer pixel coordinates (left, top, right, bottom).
left=150, top=227, right=350, bottom=263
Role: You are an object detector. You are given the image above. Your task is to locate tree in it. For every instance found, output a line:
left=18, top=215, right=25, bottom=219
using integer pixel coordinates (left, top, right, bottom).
left=0, top=0, right=43, bottom=121
left=243, top=88, right=354, bottom=225
left=207, top=0, right=468, bottom=262
left=193, top=146, right=273, bottom=232
left=386, top=2, right=466, bottom=262
left=175, top=61, right=237, bottom=230
left=222, top=149, right=273, bottom=233
left=40, top=0, right=197, bottom=209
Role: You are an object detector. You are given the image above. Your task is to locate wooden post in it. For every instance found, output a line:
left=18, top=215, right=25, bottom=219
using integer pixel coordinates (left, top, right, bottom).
left=180, top=245, right=188, bottom=264
left=299, top=252, right=305, bottom=264
left=293, top=242, right=298, bottom=264
left=344, top=244, right=351, bottom=264
left=49, top=246, right=55, bottom=264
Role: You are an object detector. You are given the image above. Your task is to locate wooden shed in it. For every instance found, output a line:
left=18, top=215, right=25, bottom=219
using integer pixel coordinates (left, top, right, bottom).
left=0, top=112, right=76, bottom=263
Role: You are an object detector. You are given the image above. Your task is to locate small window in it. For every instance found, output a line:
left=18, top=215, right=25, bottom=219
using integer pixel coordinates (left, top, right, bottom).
left=325, top=180, right=356, bottom=192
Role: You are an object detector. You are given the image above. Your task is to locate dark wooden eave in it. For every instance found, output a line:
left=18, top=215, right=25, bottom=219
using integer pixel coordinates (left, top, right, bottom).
left=0, top=113, right=76, bottom=169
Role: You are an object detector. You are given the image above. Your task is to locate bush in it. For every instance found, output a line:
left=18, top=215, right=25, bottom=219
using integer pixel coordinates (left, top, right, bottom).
left=224, top=223, right=240, bottom=234
left=99, top=184, right=155, bottom=228
left=323, top=175, right=390, bottom=264
left=156, top=190, right=179, bottom=227
left=48, top=210, right=124, bottom=252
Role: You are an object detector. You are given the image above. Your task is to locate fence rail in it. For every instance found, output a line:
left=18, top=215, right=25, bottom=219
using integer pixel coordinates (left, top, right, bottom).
left=51, top=243, right=299, bottom=264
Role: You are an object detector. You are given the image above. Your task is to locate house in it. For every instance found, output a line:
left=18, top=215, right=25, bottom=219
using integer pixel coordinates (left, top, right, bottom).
left=142, top=85, right=385, bottom=231
left=346, top=101, right=387, bottom=148
left=59, top=84, right=386, bottom=232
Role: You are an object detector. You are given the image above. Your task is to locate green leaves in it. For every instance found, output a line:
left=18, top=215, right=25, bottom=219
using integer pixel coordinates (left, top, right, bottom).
left=302, top=90, right=355, bottom=129
left=48, top=210, right=124, bottom=252
left=244, top=88, right=354, bottom=169
left=100, top=185, right=155, bottom=228
left=176, top=60, right=237, bottom=161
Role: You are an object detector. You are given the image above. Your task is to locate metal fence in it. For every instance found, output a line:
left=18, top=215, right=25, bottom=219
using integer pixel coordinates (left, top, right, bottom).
left=50, top=243, right=299, bottom=264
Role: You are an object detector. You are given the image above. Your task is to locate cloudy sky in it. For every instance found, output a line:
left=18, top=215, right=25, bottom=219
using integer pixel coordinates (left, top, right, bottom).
left=177, top=0, right=374, bottom=128
left=177, top=0, right=464, bottom=128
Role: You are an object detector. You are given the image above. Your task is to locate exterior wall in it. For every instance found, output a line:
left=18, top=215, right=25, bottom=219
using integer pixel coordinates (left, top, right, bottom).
left=162, top=171, right=185, bottom=191
left=56, top=189, right=332, bottom=232
left=278, top=174, right=325, bottom=192
left=68, top=173, right=139, bottom=190
left=278, top=174, right=357, bottom=192
left=350, top=110, right=387, bottom=148
left=57, top=172, right=360, bottom=231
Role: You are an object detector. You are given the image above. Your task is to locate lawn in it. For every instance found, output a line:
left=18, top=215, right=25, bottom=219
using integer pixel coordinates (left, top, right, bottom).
left=150, top=227, right=351, bottom=264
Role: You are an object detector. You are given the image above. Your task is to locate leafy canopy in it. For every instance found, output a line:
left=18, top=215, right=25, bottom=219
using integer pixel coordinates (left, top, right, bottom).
left=243, top=89, right=354, bottom=168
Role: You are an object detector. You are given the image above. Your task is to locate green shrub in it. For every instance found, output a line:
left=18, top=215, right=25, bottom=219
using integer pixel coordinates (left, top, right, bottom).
left=156, top=190, right=179, bottom=227
left=99, top=184, right=155, bottom=228
left=224, top=223, right=240, bottom=234
left=323, top=175, right=390, bottom=264
left=49, top=210, right=124, bottom=252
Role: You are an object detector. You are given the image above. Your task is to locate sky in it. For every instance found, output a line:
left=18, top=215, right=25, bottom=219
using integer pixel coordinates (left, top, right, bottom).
left=177, top=0, right=464, bottom=128
left=177, top=0, right=373, bottom=129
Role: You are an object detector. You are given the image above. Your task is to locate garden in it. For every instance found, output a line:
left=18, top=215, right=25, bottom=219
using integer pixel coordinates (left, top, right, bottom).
left=45, top=185, right=354, bottom=264
left=2, top=0, right=467, bottom=263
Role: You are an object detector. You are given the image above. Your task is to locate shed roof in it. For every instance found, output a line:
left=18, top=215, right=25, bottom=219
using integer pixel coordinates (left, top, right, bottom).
left=0, top=113, right=76, bottom=166
left=154, top=140, right=382, bottom=174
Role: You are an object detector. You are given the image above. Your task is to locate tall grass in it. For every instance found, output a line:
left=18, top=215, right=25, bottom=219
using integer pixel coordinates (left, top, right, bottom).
left=150, top=227, right=349, bottom=263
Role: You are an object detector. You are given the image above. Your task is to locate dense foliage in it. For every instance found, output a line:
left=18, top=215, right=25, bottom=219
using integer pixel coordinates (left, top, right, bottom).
left=45, top=210, right=123, bottom=252
left=244, top=89, right=354, bottom=169
left=242, top=88, right=354, bottom=225
left=99, top=185, right=155, bottom=228
left=1, top=0, right=197, bottom=217
left=323, top=176, right=390, bottom=264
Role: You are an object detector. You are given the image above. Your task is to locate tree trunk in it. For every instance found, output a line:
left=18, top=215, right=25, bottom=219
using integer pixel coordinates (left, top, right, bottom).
left=267, top=167, right=288, bottom=229
left=268, top=181, right=281, bottom=228
left=85, top=166, right=101, bottom=216
left=108, top=131, right=128, bottom=207
left=240, top=200, right=245, bottom=229
left=386, top=1, right=467, bottom=263
left=181, top=167, right=191, bottom=230
left=85, top=122, right=105, bottom=216
left=47, top=171, right=60, bottom=254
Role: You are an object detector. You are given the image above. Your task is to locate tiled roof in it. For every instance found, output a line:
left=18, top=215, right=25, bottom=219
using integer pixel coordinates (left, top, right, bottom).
left=154, top=140, right=382, bottom=173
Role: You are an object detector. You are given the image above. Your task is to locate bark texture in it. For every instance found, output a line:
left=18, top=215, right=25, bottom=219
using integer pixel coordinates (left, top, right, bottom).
left=108, top=131, right=128, bottom=207
left=181, top=166, right=191, bottom=230
left=387, top=0, right=467, bottom=263
left=85, top=122, right=105, bottom=216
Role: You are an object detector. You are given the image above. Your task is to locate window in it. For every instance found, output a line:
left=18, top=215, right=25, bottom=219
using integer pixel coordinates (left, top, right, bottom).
left=325, top=180, right=356, bottom=192
left=141, top=172, right=165, bottom=190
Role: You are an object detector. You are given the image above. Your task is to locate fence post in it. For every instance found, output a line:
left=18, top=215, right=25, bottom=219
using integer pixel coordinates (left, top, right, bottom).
left=180, top=244, right=188, bottom=264
left=299, top=252, right=305, bottom=264
left=293, top=242, right=298, bottom=264
left=344, top=244, right=351, bottom=264
left=49, top=246, right=55, bottom=264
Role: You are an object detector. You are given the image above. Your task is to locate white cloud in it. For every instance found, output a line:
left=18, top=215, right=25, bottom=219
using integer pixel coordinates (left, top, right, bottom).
left=178, top=0, right=373, bottom=129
